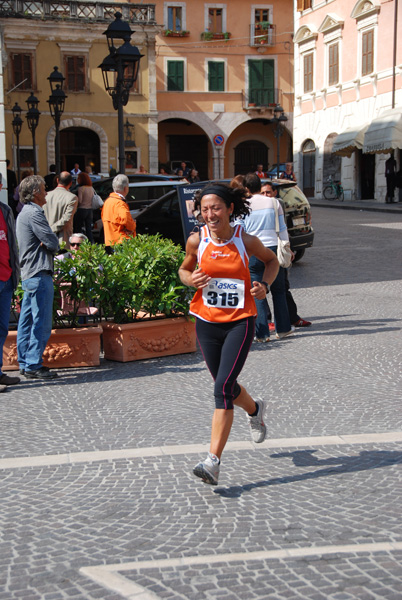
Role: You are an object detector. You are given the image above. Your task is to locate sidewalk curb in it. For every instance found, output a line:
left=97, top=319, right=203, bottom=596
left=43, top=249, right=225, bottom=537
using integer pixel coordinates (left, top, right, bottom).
left=309, top=200, right=402, bottom=214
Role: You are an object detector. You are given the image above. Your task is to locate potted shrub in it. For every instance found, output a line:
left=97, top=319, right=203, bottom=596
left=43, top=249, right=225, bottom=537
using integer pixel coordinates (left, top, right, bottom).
left=99, top=234, right=196, bottom=362
left=3, top=242, right=105, bottom=370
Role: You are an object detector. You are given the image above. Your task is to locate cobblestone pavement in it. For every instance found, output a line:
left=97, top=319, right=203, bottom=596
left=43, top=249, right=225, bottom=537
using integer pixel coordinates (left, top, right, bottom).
left=1, top=207, right=402, bottom=599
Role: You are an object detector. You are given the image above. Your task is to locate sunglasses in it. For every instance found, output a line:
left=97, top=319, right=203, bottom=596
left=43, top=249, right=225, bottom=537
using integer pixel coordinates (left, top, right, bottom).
left=70, top=242, right=81, bottom=247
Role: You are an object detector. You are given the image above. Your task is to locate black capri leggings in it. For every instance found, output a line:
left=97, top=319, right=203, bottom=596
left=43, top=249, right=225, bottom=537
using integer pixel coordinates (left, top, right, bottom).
left=196, top=316, right=255, bottom=410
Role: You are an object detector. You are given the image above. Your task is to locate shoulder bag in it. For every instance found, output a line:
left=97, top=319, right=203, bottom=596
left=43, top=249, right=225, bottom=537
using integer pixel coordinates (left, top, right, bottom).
left=273, top=198, right=292, bottom=268
left=92, top=190, right=104, bottom=210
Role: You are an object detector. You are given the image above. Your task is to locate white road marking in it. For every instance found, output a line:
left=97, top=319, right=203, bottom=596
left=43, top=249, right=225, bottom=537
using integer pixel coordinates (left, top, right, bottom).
left=80, top=542, right=402, bottom=600
left=0, top=431, right=401, bottom=470
left=359, top=222, right=402, bottom=230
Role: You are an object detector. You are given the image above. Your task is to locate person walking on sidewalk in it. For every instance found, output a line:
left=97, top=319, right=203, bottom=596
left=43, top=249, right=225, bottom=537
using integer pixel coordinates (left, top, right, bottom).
left=179, top=183, right=279, bottom=485
left=0, top=173, right=21, bottom=392
left=16, top=175, right=60, bottom=379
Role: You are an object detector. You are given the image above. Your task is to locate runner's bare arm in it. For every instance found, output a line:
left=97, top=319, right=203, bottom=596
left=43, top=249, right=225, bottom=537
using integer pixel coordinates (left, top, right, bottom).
left=179, top=232, right=211, bottom=289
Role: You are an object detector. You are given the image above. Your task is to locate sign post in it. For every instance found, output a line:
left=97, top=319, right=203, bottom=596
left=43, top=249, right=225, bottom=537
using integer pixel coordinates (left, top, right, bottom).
left=213, top=134, right=224, bottom=180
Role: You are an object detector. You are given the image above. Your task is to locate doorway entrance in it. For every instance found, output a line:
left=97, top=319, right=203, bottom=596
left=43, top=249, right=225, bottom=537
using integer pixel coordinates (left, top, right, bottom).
left=60, top=127, right=100, bottom=173
left=168, top=134, right=209, bottom=180
left=302, top=139, right=316, bottom=197
left=234, top=140, right=268, bottom=174
left=359, top=151, right=375, bottom=199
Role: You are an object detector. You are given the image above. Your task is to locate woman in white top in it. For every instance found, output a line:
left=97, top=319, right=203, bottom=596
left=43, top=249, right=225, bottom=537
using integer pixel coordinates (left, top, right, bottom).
left=233, top=174, right=293, bottom=342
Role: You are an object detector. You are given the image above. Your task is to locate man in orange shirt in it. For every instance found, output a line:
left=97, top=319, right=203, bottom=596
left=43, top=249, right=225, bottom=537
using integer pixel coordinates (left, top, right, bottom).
left=101, top=174, right=136, bottom=251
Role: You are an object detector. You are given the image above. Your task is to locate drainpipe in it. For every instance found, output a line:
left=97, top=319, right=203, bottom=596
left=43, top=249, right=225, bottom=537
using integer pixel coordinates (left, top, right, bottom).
left=392, top=0, right=398, bottom=109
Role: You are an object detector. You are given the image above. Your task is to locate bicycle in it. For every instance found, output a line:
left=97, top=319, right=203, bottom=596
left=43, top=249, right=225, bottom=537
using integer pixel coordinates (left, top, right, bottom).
left=323, top=175, right=344, bottom=201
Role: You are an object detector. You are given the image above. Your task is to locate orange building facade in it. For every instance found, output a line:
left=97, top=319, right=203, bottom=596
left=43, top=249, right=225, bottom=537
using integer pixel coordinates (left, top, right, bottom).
left=154, top=0, right=294, bottom=179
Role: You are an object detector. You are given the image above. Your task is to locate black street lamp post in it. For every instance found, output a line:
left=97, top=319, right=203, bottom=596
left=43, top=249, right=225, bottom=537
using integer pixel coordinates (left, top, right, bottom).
left=11, top=102, right=23, bottom=182
left=99, top=12, right=143, bottom=174
left=48, top=66, right=67, bottom=174
left=26, top=93, right=40, bottom=175
left=271, top=104, right=288, bottom=179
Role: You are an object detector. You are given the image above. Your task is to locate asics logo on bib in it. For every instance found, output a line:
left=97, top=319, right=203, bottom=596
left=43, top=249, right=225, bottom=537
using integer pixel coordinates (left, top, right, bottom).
left=212, top=280, right=238, bottom=290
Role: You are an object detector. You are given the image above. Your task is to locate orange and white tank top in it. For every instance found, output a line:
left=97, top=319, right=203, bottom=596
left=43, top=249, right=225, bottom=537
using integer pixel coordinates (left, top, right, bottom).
left=189, top=224, right=256, bottom=323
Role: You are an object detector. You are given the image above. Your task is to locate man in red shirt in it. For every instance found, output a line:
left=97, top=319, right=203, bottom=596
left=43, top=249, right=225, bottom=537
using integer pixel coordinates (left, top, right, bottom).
left=0, top=174, right=21, bottom=392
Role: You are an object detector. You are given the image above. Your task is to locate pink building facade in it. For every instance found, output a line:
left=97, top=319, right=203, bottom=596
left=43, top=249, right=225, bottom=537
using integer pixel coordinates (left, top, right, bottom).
left=293, top=0, right=402, bottom=201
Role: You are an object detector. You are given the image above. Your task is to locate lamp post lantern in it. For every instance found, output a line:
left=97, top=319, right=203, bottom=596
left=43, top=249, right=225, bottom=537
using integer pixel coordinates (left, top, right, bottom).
left=271, top=104, right=288, bottom=179
left=26, top=93, right=40, bottom=175
left=99, top=12, right=143, bottom=174
left=48, top=66, right=67, bottom=174
left=11, top=102, right=23, bottom=182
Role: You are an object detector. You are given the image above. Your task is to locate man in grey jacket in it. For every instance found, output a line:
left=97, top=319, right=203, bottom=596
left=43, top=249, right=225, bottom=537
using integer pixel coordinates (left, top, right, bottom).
left=0, top=173, right=21, bottom=392
left=44, top=171, right=78, bottom=248
left=16, top=175, right=60, bottom=379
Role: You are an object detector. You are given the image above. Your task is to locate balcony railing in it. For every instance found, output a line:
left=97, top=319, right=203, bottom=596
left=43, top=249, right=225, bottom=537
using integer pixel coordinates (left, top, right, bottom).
left=249, top=23, right=276, bottom=47
left=0, top=1, right=156, bottom=23
left=242, top=88, right=281, bottom=110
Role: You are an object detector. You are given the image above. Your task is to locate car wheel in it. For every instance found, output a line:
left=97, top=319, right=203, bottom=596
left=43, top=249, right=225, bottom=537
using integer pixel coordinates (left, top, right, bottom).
left=293, top=249, right=305, bottom=263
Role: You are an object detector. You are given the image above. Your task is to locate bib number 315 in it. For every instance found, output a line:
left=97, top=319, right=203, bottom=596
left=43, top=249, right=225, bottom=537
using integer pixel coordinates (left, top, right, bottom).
left=202, top=278, right=245, bottom=309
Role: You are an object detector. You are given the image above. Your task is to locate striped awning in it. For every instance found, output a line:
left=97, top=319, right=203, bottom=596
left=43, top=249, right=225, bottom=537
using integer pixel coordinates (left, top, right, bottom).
left=332, top=124, right=369, bottom=157
left=363, top=108, right=402, bottom=154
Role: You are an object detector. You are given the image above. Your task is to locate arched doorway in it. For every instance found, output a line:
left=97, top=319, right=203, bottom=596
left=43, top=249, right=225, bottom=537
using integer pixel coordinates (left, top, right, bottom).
left=323, top=133, right=341, bottom=183
left=158, top=119, right=210, bottom=180
left=60, top=127, right=100, bottom=173
left=234, top=140, right=268, bottom=174
left=302, top=139, right=316, bottom=197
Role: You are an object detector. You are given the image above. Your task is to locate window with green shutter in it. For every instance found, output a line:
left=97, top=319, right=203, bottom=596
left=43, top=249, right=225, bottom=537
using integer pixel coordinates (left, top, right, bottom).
left=208, top=61, right=224, bottom=92
left=167, top=60, right=184, bottom=91
left=248, top=59, right=275, bottom=105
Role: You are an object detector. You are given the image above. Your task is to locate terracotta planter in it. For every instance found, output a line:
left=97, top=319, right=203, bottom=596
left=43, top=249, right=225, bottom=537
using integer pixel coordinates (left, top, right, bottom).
left=3, top=326, right=102, bottom=371
left=101, top=316, right=196, bottom=362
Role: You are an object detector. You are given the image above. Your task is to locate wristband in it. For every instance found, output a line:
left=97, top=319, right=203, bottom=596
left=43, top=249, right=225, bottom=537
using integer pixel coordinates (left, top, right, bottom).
left=261, top=281, right=270, bottom=294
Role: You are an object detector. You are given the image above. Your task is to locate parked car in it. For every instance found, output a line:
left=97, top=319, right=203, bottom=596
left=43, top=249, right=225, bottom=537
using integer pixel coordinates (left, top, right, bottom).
left=134, top=179, right=314, bottom=262
left=270, top=181, right=314, bottom=262
left=92, top=180, right=189, bottom=242
left=91, top=173, right=183, bottom=201
left=266, top=163, right=287, bottom=178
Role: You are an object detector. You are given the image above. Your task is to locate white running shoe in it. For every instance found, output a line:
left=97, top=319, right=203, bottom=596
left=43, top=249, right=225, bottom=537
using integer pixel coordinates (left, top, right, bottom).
left=275, top=325, right=296, bottom=339
left=193, top=452, right=220, bottom=485
left=248, top=399, right=267, bottom=443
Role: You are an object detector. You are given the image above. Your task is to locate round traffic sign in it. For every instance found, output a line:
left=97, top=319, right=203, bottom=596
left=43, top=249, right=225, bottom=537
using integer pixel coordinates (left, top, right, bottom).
left=213, top=134, right=224, bottom=146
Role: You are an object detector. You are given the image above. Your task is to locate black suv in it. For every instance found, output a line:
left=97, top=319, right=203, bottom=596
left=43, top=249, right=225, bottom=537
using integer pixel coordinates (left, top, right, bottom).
left=135, top=180, right=314, bottom=262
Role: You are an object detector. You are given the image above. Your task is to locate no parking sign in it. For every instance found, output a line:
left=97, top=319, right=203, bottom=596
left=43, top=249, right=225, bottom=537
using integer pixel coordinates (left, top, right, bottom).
left=213, top=134, right=225, bottom=146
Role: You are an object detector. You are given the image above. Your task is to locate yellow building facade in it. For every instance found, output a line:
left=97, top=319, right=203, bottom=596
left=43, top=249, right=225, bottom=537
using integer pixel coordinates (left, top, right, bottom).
left=154, top=0, right=294, bottom=178
left=1, top=2, right=158, bottom=179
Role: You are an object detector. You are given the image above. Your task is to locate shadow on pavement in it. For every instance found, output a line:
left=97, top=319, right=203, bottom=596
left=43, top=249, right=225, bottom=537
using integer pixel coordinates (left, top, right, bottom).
left=214, top=449, right=402, bottom=498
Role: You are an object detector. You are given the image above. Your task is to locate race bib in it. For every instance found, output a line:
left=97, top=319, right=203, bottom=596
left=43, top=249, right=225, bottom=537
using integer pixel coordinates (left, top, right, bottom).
left=202, top=278, right=245, bottom=309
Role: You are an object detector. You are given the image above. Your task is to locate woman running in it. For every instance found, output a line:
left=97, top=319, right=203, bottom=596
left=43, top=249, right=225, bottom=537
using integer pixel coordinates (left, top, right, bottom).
left=179, top=184, right=279, bottom=485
